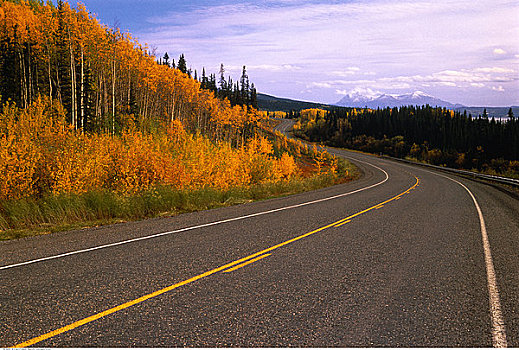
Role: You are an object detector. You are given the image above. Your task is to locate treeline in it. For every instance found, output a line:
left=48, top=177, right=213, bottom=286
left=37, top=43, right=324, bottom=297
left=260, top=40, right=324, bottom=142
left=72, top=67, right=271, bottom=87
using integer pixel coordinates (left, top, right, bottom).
left=157, top=54, right=258, bottom=109
left=0, top=0, right=258, bottom=144
left=294, top=107, right=519, bottom=177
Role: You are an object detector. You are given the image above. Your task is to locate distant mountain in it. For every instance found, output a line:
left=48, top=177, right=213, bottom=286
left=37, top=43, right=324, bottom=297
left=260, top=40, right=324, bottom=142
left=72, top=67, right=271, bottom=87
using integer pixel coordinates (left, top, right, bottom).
left=257, top=93, right=337, bottom=112
left=258, top=92, right=517, bottom=119
left=336, top=90, right=464, bottom=109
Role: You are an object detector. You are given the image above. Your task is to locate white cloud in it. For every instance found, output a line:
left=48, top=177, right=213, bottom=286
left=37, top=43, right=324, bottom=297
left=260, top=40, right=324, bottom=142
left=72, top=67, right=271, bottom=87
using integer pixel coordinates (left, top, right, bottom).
left=474, top=67, right=514, bottom=73
left=437, top=82, right=457, bottom=87
left=326, top=67, right=517, bottom=87
left=307, top=67, right=518, bottom=96
left=307, top=82, right=333, bottom=89
left=341, top=87, right=383, bottom=98
left=493, top=48, right=507, bottom=55
left=226, top=64, right=301, bottom=72
left=332, top=67, right=361, bottom=77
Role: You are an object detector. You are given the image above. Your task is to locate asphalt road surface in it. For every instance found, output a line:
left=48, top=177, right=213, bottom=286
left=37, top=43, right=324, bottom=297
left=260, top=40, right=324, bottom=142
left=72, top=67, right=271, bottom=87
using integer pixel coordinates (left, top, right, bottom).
left=1, top=119, right=518, bottom=347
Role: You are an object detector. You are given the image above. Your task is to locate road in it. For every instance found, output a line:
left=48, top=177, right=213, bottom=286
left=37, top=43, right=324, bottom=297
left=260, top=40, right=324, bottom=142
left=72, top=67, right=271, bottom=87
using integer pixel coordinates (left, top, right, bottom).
left=1, top=119, right=518, bottom=347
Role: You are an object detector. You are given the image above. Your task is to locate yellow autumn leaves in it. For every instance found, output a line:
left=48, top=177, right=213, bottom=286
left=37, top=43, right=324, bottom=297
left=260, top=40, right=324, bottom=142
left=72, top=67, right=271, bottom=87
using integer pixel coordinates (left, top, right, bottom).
left=0, top=98, right=299, bottom=200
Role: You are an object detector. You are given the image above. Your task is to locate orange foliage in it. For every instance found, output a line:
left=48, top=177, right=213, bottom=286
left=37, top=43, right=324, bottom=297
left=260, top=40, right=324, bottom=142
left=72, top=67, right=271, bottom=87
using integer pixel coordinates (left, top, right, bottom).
left=0, top=99, right=300, bottom=200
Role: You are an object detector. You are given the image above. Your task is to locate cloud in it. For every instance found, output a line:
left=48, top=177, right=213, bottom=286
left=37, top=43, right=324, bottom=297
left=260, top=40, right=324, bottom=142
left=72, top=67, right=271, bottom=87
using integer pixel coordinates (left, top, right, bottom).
left=226, top=64, right=302, bottom=72
left=331, top=67, right=378, bottom=78
left=332, top=67, right=360, bottom=76
left=134, top=0, right=519, bottom=106
left=437, top=81, right=457, bottom=87
left=474, top=67, right=514, bottom=73
left=316, top=67, right=518, bottom=90
left=492, top=85, right=505, bottom=92
left=308, top=82, right=333, bottom=89
left=141, top=0, right=519, bottom=67
left=337, top=87, right=383, bottom=98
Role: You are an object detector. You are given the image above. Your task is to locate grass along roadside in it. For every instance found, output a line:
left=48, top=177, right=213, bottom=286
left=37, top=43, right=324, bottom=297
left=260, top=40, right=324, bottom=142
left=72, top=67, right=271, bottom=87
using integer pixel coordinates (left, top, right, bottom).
left=0, top=163, right=359, bottom=241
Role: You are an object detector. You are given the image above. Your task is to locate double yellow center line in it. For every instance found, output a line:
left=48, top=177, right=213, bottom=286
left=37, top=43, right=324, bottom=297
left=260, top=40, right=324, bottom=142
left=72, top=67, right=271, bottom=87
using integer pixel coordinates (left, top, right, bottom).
left=13, top=176, right=419, bottom=348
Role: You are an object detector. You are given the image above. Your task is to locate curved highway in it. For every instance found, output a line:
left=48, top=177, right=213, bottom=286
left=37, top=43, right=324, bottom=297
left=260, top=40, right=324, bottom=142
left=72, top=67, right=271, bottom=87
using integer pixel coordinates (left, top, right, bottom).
left=1, top=119, right=518, bottom=347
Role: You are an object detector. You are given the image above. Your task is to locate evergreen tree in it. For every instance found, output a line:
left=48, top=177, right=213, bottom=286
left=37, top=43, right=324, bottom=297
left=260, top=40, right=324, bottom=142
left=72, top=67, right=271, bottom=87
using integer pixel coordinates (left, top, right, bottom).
left=240, top=65, right=249, bottom=105
left=209, top=73, right=217, bottom=93
left=250, top=83, right=258, bottom=109
left=201, top=67, right=208, bottom=89
left=162, top=52, right=170, bottom=67
left=218, top=63, right=226, bottom=98
left=177, top=53, right=187, bottom=74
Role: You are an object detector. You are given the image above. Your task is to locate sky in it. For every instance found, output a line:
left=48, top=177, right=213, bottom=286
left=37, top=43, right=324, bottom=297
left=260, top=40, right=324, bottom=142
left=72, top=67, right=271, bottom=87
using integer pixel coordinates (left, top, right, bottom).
left=73, top=0, right=518, bottom=107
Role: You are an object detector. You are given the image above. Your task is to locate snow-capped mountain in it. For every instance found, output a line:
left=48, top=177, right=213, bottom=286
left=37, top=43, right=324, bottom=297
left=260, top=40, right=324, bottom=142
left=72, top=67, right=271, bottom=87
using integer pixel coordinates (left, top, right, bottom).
left=336, top=91, right=464, bottom=109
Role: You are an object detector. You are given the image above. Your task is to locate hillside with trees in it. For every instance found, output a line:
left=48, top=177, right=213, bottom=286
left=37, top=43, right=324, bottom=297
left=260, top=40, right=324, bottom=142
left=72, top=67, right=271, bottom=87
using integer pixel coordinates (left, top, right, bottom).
left=257, top=93, right=337, bottom=113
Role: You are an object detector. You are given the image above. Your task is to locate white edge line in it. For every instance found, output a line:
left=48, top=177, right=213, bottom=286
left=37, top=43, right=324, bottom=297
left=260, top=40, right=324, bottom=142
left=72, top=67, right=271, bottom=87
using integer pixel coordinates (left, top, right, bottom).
left=406, top=165, right=507, bottom=348
left=0, top=157, right=388, bottom=271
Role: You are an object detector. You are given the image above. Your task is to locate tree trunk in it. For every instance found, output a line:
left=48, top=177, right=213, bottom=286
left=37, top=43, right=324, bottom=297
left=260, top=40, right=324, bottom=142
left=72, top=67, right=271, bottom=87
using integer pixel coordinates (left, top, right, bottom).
left=47, top=48, right=52, bottom=103
left=18, top=51, right=27, bottom=108
left=27, top=44, right=33, bottom=104
left=112, top=58, right=116, bottom=135
left=68, top=32, right=77, bottom=129
left=80, top=46, right=84, bottom=132
left=127, top=65, right=131, bottom=113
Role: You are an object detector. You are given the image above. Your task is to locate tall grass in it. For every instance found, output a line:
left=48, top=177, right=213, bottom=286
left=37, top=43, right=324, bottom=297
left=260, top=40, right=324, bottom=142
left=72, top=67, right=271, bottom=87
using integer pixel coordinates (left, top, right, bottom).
left=0, top=166, right=358, bottom=240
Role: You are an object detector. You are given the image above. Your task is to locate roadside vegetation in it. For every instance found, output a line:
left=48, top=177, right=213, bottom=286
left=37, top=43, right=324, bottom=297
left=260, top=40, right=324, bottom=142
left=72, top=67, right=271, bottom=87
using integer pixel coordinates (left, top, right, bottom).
left=0, top=1, right=357, bottom=240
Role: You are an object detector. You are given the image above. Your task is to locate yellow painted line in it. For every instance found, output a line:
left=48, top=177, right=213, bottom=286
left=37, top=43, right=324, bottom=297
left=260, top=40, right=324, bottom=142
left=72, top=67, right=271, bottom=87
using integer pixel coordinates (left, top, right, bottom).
left=223, top=254, right=271, bottom=273
left=375, top=205, right=384, bottom=209
left=13, top=176, right=419, bottom=348
left=332, top=217, right=350, bottom=226
left=334, top=220, right=351, bottom=228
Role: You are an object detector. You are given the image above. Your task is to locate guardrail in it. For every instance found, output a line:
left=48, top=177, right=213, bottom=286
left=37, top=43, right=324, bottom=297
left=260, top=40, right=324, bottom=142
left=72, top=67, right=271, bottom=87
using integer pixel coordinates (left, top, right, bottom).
left=381, top=155, right=519, bottom=188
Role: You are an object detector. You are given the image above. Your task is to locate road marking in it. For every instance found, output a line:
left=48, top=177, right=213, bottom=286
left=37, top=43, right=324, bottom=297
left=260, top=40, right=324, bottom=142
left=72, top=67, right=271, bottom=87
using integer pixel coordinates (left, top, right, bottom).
left=333, top=217, right=351, bottom=226
left=334, top=220, right=351, bottom=228
left=223, top=254, right=271, bottom=273
left=12, top=177, right=419, bottom=348
left=394, top=164, right=507, bottom=348
left=0, top=161, right=389, bottom=272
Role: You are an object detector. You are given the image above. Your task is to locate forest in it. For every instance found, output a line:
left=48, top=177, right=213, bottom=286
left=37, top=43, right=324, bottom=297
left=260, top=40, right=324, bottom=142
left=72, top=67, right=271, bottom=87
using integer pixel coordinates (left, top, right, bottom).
left=293, top=107, right=519, bottom=178
left=0, top=0, right=351, bottom=237
left=0, top=0, right=260, bottom=139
